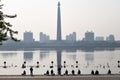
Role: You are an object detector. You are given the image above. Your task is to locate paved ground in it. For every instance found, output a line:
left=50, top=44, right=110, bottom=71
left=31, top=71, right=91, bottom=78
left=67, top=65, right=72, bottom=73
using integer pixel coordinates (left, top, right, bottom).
left=0, top=75, right=120, bottom=80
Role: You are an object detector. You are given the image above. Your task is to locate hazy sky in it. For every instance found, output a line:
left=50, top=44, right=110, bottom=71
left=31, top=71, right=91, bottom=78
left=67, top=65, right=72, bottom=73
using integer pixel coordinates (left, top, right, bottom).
left=2, top=0, right=120, bottom=40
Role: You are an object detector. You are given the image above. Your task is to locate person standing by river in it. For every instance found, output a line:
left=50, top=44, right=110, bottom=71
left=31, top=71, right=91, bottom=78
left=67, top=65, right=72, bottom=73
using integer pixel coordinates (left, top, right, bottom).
left=30, top=67, right=33, bottom=76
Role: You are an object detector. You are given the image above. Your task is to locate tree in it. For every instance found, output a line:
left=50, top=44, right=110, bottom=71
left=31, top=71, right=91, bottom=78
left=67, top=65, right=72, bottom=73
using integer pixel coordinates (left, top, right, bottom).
left=0, top=0, right=19, bottom=45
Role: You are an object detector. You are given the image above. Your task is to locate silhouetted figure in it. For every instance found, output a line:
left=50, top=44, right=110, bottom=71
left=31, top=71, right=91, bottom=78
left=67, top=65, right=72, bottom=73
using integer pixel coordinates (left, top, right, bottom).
left=76, top=61, right=78, bottom=68
left=45, top=70, right=49, bottom=75
left=36, top=61, right=39, bottom=68
left=50, top=61, right=54, bottom=68
left=64, top=61, right=66, bottom=68
left=58, top=68, right=61, bottom=75
left=76, top=61, right=78, bottom=63
left=64, top=65, right=66, bottom=68
left=3, top=61, right=7, bottom=68
left=72, top=70, right=75, bottom=75
left=22, top=61, right=26, bottom=68
left=51, top=61, right=54, bottom=65
left=65, top=70, right=68, bottom=75
left=76, top=65, right=78, bottom=68
left=50, top=66, right=53, bottom=68
left=95, top=70, right=99, bottom=75
left=91, top=70, right=94, bottom=75
left=22, top=70, right=26, bottom=76
left=118, top=60, right=120, bottom=63
left=24, top=61, right=26, bottom=64
left=22, top=64, right=26, bottom=68
left=78, top=70, right=81, bottom=75
left=51, top=70, right=55, bottom=76
left=118, top=60, right=120, bottom=68
left=108, top=69, right=111, bottom=74
left=30, top=67, right=33, bottom=76
left=118, top=64, right=120, bottom=68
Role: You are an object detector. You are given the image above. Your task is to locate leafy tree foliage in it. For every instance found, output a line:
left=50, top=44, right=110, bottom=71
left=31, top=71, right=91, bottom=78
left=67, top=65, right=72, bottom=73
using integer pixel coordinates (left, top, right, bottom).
left=0, top=1, right=19, bottom=45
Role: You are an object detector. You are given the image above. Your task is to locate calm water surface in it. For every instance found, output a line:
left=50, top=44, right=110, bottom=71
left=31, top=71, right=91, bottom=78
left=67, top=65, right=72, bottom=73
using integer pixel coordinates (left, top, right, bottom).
left=0, top=48, right=120, bottom=75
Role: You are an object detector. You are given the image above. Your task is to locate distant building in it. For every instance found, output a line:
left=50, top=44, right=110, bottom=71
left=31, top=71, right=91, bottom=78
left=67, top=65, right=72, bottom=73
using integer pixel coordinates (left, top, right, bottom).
left=23, top=31, right=34, bottom=42
left=106, top=34, right=115, bottom=42
left=4, top=37, right=14, bottom=43
left=3, top=37, right=17, bottom=44
left=40, top=32, right=50, bottom=42
left=95, top=36, right=104, bottom=41
left=66, top=32, right=76, bottom=41
left=84, top=31, right=94, bottom=41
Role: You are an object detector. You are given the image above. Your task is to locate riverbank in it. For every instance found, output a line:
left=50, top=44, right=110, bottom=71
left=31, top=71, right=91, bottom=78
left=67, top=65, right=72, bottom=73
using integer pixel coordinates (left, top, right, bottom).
left=0, top=75, right=120, bottom=80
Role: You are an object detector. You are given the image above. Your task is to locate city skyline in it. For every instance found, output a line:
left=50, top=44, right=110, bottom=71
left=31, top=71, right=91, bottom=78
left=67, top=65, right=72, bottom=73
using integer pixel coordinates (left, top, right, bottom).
left=23, top=31, right=114, bottom=42
left=2, top=0, right=120, bottom=40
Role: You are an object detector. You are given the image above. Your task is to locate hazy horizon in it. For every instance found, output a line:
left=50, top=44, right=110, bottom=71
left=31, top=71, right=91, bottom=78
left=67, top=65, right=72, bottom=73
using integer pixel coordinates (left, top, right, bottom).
left=2, top=0, right=120, bottom=40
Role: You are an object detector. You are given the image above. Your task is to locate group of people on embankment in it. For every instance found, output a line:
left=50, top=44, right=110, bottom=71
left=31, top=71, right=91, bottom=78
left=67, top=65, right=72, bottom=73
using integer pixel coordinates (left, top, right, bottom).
left=21, top=67, right=112, bottom=76
left=1, top=61, right=118, bottom=76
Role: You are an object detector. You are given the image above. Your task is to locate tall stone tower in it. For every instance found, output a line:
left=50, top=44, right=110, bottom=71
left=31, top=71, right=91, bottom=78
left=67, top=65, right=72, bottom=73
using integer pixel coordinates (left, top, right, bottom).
left=57, top=2, right=62, bottom=41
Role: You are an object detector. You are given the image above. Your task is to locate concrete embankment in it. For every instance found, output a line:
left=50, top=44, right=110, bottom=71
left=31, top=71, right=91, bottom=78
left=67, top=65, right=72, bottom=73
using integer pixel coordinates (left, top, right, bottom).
left=0, top=75, right=120, bottom=80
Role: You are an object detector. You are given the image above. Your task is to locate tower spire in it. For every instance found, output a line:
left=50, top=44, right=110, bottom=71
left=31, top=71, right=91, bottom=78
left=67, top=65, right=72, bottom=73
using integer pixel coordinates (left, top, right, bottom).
left=58, top=1, right=60, bottom=6
left=57, top=1, right=62, bottom=41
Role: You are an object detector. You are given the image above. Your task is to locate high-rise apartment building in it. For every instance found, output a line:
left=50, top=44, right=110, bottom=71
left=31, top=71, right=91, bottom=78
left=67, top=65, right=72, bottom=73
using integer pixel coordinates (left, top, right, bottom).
left=40, top=32, right=50, bottom=42
left=66, top=32, right=76, bottom=41
left=23, top=31, right=34, bottom=42
left=95, top=36, right=104, bottom=41
left=106, top=34, right=115, bottom=42
left=84, top=31, right=94, bottom=41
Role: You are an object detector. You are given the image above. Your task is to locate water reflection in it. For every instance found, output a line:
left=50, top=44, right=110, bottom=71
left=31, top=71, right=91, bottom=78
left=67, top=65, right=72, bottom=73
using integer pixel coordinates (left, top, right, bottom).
left=40, top=50, right=49, bottom=60
left=56, top=50, right=62, bottom=75
left=0, top=47, right=119, bottom=75
left=66, top=54, right=76, bottom=61
left=85, top=53, right=94, bottom=62
left=24, top=52, right=33, bottom=61
left=0, top=53, right=17, bottom=58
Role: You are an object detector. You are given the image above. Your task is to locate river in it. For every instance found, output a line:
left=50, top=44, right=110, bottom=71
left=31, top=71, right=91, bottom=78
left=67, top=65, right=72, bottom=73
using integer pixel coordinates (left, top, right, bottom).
left=0, top=48, right=120, bottom=75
